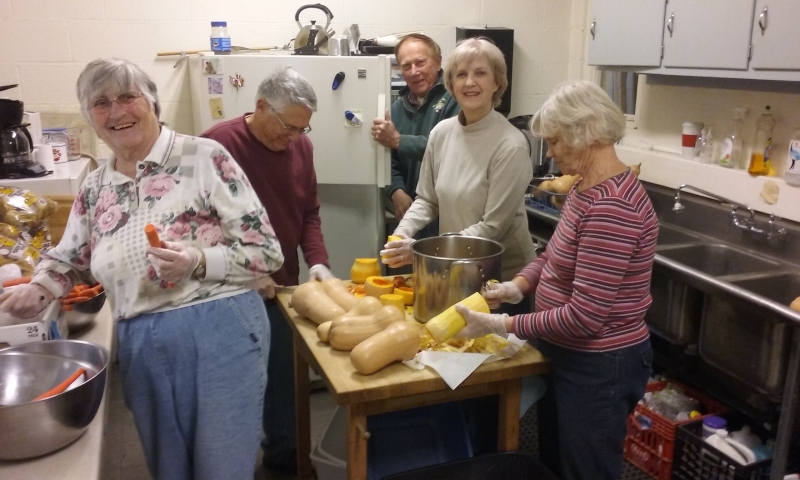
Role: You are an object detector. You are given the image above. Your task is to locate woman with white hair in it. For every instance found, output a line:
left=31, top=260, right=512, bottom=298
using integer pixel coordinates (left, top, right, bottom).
left=456, top=80, right=657, bottom=480
left=381, top=37, right=536, bottom=284
left=0, top=58, right=284, bottom=480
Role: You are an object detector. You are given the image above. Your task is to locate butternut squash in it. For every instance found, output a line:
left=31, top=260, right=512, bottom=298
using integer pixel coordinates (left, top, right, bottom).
left=380, top=293, right=405, bottom=311
left=550, top=174, right=581, bottom=194
left=350, top=322, right=421, bottom=375
left=321, top=278, right=358, bottom=311
left=342, top=295, right=383, bottom=317
left=317, top=321, right=332, bottom=342
left=791, top=296, right=800, bottom=312
left=393, top=286, right=414, bottom=306
left=364, top=276, right=395, bottom=298
left=329, top=305, right=405, bottom=351
left=291, top=281, right=346, bottom=325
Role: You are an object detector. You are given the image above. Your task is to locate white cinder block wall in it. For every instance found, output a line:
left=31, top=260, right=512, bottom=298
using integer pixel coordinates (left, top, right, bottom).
left=3, top=0, right=798, bottom=221
left=0, top=0, right=581, bottom=155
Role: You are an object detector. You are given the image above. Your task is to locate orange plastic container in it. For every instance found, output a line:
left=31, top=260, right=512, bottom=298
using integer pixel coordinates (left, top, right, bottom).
left=623, top=380, right=727, bottom=480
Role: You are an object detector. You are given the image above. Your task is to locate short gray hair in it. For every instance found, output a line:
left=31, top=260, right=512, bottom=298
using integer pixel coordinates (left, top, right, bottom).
left=531, top=81, right=625, bottom=150
left=256, top=68, right=317, bottom=112
left=444, top=38, right=508, bottom=108
left=76, top=58, right=160, bottom=122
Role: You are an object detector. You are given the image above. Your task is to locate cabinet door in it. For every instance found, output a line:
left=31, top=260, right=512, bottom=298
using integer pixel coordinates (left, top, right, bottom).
left=588, top=0, right=666, bottom=67
left=750, top=0, right=800, bottom=70
left=662, top=0, right=755, bottom=69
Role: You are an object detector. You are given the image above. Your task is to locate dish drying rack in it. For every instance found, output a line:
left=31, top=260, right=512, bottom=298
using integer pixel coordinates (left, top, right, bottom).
left=525, top=176, right=567, bottom=216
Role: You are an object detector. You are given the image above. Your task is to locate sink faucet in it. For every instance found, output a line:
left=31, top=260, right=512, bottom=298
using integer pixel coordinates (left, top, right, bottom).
left=673, top=184, right=787, bottom=240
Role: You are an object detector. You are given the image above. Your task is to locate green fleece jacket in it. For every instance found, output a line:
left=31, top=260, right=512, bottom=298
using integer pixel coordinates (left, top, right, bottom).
left=386, top=71, right=460, bottom=199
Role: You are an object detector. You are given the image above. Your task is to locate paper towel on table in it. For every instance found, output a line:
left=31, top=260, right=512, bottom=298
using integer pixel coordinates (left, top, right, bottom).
left=404, top=334, right=527, bottom=390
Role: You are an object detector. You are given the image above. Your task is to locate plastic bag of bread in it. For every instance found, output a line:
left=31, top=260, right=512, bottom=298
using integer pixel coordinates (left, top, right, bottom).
left=0, top=187, right=58, bottom=229
left=0, top=222, right=51, bottom=274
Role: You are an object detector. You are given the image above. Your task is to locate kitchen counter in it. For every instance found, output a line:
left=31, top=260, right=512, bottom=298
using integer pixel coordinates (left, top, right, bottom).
left=0, top=303, right=114, bottom=480
left=0, top=158, right=92, bottom=196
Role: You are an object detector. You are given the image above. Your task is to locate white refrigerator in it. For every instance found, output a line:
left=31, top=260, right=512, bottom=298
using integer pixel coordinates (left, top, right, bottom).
left=188, top=53, right=393, bottom=280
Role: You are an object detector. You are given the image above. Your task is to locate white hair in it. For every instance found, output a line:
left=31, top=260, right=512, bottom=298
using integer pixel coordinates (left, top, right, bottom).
left=256, top=68, right=317, bottom=112
left=76, top=58, right=160, bottom=123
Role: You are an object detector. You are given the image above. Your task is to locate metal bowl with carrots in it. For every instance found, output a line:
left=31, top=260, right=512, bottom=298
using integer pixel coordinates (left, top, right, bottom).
left=61, top=284, right=105, bottom=332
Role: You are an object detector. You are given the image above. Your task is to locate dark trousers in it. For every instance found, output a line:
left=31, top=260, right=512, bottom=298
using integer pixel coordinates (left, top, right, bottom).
left=536, top=338, right=653, bottom=480
left=261, top=299, right=296, bottom=467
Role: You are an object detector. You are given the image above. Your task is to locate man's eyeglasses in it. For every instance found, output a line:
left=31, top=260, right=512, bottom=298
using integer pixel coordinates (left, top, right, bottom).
left=89, top=91, right=145, bottom=112
left=270, top=106, right=312, bottom=135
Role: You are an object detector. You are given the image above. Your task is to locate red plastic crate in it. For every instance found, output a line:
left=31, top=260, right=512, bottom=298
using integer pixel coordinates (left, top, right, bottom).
left=623, top=380, right=728, bottom=480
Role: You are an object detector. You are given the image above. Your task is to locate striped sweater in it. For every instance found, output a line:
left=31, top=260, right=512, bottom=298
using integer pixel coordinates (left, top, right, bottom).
left=511, top=169, right=658, bottom=352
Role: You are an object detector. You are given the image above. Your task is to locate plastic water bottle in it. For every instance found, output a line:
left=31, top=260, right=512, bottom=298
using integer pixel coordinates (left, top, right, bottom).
left=785, top=126, right=800, bottom=186
left=210, top=21, right=231, bottom=55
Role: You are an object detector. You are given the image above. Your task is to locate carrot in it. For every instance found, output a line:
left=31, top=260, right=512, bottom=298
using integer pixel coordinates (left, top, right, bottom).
left=91, top=285, right=104, bottom=296
left=144, top=224, right=162, bottom=248
left=64, top=292, right=81, bottom=299
left=73, top=284, right=89, bottom=293
left=33, top=368, right=86, bottom=401
left=61, top=296, right=93, bottom=305
left=2, top=276, right=32, bottom=288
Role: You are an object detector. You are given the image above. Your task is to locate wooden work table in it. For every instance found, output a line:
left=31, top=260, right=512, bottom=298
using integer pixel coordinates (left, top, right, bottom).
left=276, top=292, right=550, bottom=480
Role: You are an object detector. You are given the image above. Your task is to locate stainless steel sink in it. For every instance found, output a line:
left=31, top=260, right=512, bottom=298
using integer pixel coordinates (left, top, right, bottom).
left=657, top=224, right=700, bottom=246
left=699, top=272, right=798, bottom=396
left=657, top=244, right=780, bottom=277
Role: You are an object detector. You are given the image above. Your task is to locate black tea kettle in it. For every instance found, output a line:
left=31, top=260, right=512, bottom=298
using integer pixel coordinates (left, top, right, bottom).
left=294, top=4, right=334, bottom=55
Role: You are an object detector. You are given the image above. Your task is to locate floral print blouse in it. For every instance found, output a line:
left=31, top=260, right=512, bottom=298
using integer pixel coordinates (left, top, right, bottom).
left=32, top=127, right=284, bottom=320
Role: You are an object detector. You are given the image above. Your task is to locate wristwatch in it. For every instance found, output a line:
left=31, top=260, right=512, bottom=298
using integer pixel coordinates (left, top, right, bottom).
left=192, top=251, right=207, bottom=280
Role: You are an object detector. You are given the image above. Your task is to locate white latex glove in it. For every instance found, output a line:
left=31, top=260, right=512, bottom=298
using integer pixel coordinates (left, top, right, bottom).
left=147, top=241, right=201, bottom=283
left=483, top=281, right=524, bottom=309
left=308, top=264, right=334, bottom=281
left=380, top=232, right=415, bottom=268
left=0, top=283, right=55, bottom=320
left=453, top=303, right=509, bottom=339
left=253, top=276, right=278, bottom=299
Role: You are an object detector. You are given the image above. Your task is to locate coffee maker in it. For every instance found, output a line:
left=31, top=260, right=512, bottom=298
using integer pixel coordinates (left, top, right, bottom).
left=0, top=85, right=49, bottom=179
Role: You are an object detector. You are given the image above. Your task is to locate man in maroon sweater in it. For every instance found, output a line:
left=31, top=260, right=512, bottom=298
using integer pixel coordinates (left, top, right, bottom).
left=202, top=68, right=332, bottom=474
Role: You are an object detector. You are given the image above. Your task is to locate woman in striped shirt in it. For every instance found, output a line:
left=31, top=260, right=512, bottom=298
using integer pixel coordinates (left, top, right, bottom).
left=456, top=81, right=658, bottom=480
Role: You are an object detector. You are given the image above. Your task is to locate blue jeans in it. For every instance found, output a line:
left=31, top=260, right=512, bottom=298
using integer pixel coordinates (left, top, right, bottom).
left=261, top=299, right=297, bottom=467
left=536, top=338, right=652, bottom=480
left=117, top=290, right=270, bottom=480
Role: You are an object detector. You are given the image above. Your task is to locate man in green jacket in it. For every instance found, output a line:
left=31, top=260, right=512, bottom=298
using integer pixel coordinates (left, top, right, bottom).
left=372, top=34, right=460, bottom=238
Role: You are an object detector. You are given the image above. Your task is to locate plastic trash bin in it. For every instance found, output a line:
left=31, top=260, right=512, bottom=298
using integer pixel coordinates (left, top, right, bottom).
left=380, top=452, right=560, bottom=480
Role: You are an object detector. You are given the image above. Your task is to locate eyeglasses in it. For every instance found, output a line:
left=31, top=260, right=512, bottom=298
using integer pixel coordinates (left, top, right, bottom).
left=89, top=91, right=145, bottom=112
left=269, top=106, right=312, bottom=135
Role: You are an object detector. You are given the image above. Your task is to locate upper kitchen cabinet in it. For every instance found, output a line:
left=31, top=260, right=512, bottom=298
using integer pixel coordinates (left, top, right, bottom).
left=749, top=0, right=800, bottom=71
left=587, top=0, right=666, bottom=67
left=661, top=0, right=755, bottom=70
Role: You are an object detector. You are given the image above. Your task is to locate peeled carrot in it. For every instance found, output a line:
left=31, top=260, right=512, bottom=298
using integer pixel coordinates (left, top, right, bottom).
left=2, top=276, right=32, bottom=288
left=144, top=224, right=162, bottom=248
left=33, top=368, right=86, bottom=401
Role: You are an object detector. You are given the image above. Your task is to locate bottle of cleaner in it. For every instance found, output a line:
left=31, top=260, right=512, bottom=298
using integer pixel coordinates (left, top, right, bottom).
left=719, top=108, right=747, bottom=168
left=748, top=106, right=776, bottom=176
left=785, top=125, right=800, bottom=186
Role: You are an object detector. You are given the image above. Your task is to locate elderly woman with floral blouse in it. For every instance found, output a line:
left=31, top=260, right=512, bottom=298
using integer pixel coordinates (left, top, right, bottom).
left=0, top=58, right=284, bottom=480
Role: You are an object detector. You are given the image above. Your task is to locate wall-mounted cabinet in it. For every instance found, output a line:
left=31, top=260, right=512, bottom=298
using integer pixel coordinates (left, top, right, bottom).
left=749, top=0, right=800, bottom=71
left=589, top=0, right=800, bottom=81
left=587, top=0, right=665, bottom=67
left=661, top=0, right=754, bottom=70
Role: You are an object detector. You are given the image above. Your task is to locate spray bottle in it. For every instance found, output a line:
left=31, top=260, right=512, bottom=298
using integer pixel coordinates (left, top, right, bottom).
left=784, top=125, right=800, bottom=186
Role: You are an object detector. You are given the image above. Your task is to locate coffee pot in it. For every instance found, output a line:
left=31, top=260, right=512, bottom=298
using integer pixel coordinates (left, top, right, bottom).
left=0, top=90, right=49, bottom=178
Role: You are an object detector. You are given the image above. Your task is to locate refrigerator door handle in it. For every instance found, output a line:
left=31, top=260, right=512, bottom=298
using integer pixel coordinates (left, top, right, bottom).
left=375, top=93, right=391, bottom=188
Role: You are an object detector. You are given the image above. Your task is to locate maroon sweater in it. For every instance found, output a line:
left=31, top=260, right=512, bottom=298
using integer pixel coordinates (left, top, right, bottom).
left=512, top=170, right=657, bottom=352
left=202, top=114, right=329, bottom=286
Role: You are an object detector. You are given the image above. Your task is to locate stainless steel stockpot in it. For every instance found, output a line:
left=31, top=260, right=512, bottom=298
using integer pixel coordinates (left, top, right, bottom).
left=412, top=235, right=503, bottom=323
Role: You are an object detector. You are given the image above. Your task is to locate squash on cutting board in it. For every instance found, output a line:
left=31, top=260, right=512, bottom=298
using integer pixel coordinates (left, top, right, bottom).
left=350, top=321, right=421, bottom=375
left=321, top=278, right=358, bottom=311
left=329, top=305, right=405, bottom=351
left=291, top=281, right=345, bottom=325
left=364, top=276, right=395, bottom=298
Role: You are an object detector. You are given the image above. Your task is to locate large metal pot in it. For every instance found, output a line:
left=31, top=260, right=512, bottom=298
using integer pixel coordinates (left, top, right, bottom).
left=412, top=236, right=503, bottom=323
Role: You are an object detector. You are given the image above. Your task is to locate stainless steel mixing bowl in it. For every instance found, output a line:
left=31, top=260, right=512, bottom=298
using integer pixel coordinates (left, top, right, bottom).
left=0, top=340, right=109, bottom=459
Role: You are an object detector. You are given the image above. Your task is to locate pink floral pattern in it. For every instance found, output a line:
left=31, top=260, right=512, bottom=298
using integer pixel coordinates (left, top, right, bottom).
left=95, top=188, right=119, bottom=215
left=95, top=204, right=129, bottom=235
left=142, top=172, right=180, bottom=208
